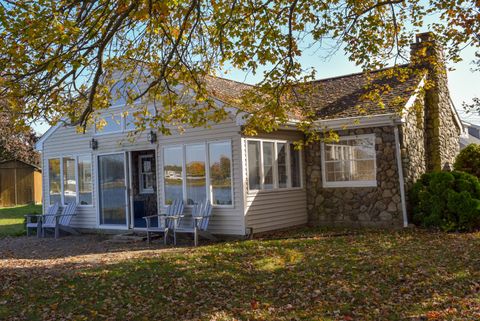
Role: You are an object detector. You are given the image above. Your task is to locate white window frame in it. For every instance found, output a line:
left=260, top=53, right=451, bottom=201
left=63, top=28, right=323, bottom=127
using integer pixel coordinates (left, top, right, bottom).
left=161, top=139, right=234, bottom=208
left=46, top=155, right=93, bottom=207
left=138, top=154, right=155, bottom=194
left=246, top=138, right=303, bottom=192
left=321, top=134, right=377, bottom=188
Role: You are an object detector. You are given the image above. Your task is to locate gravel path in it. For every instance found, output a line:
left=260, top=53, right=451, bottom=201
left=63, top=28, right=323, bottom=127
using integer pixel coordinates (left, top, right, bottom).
left=0, top=235, right=175, bottom=274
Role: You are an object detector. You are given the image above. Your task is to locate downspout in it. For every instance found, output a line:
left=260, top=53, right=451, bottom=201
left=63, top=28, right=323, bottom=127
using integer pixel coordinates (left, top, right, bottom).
left=394, top=126, right=408, bottom=227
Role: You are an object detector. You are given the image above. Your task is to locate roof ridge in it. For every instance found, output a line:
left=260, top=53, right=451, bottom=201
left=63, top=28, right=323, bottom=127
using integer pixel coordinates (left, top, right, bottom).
left=305, top=63, right=412, bottom=84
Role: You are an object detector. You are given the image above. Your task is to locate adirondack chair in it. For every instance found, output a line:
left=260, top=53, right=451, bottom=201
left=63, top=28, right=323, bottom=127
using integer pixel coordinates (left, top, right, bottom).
left=143, top=199, right=184, bottom=245
left=173, top=201, right=215, bottom=246
left=42, top=202, right=78, bottom=239
left=25, top=202, right=60, bottom=237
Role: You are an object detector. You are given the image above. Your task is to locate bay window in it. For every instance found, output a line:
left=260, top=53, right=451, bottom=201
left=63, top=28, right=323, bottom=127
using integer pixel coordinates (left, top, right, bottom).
left=322, top=134, right=376, bottom=188
left=163, top=141, right=233, bottom=206
left=246, top=139, right=303, bottom=191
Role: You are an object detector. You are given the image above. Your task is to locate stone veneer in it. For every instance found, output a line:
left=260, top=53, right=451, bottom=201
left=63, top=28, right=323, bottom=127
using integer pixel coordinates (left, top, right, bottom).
left=306, top=126, right=404, bottom=227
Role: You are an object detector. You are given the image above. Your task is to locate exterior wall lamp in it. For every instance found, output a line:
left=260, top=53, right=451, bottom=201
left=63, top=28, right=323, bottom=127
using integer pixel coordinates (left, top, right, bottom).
left=147, top=130, right=157, bottom=144
left=90, top=138, right=98, bottom=150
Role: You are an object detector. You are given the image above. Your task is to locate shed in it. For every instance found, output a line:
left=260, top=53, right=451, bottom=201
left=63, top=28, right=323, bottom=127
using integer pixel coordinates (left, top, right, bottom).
left=0, top=160, right=42, bottom=207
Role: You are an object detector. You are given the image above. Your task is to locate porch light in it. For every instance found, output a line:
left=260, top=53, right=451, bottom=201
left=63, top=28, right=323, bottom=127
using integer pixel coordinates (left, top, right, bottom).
left=90, top=138, right=98, bottom=150
left=147, top=130, right=157, bottom=144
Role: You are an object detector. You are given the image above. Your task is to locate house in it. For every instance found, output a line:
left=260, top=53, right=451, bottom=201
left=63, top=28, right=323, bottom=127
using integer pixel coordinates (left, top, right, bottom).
left=35, top=32, right=462, bottom=236
left=0, top=159, right=42, bottom=207
left=460, top=121, right=480, bottom=149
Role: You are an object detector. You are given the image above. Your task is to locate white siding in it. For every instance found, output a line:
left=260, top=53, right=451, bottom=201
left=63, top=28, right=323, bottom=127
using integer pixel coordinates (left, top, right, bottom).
left=41, top=116, right=246, bottom=235
left=243, top=130, right=308, bottom=234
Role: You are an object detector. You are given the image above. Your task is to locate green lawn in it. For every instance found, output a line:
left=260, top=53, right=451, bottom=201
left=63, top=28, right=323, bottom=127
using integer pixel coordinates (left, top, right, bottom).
left=0, top=204, right=42, bottom=237
left=1, top=229, right=479, bottom=320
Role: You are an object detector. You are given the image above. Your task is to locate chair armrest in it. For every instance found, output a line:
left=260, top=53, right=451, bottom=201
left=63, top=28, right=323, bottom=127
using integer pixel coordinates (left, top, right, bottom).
left=165, top=215, right=184, bottom=220
left=143, top=214, right=167, bottom=219
left=24, top=214, right=42, bottom=218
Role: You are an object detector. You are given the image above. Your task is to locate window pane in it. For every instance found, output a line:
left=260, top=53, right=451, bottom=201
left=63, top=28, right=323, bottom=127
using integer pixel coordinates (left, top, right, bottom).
left=209, top=141, right=233, bottom=205
left=63, top=157, right=77, bottom=204
left=186, top=144, right=206, bottom=205
left=125, top=112, right=136, bottom=131
left=247, top=141, right=261, bottom=190
left=78, top=156, right=92, bottom=205
left=164, top=146, right=183, bottom=205
left=324, top=136, right=376, bottom=184
left=140, top=155, right=155, bottom=194
left=97, top=114, right=122, bottom=133
left=277, top=143, right=288, bottom=188
left=48, top=159, right=61, bottom=205
left=262, top=142, right=274, bottom=189
left=290, top=144, right=301, bottom=187
left=98, top=154, right=126, bottom=225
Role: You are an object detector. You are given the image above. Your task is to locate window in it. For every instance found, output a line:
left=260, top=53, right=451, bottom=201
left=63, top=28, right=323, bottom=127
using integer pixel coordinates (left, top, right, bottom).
left=48, top=159, right=61, bottom=205
left=48, top=156, right=93, bottom=205
left=124, top=112, right=137, bottom=131
left=246, top=139, right=303, bottom=191
left=290, top=143, right=301, bottom=188
left=63, top=157, right=77, bottom=204
left=163, top=146, right=183, bottom=205
left=262, top=142, right=275, bottom=190
left=247, top=141, right=261, bottom=190
left=78, top=156, right=92, bottom=205
left=96, top=113, right=123, bottom=134
left=163, top=141, right=233, bottom=206
left=209, top=141, right=233, bottom=205
left=322, top=134, right=376, bottom=188
left=185, top=144, right=206, bottom=205
left=139, top=155, right=155, bottom=194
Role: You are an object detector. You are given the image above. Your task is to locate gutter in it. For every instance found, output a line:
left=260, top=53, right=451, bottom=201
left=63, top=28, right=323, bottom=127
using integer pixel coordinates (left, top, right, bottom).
left=394, top=126, right=408, bottom=228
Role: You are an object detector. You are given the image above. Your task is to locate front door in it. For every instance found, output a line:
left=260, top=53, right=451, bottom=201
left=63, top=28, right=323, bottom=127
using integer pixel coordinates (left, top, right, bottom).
left=129, top=150, right=158, bottom=228
left=98, top=153, right=128, bottom=227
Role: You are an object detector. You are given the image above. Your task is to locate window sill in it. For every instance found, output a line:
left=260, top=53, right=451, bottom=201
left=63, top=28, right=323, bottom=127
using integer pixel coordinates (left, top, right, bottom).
left=322, top=181, right=377, bottom=188
left=247, top=187, right=305, bottom=195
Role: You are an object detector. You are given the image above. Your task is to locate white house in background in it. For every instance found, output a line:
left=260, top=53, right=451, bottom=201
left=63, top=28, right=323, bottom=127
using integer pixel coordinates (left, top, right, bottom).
left=460, top=121, right=480, bottom=149
left=36, top=33, right=463, bottom=236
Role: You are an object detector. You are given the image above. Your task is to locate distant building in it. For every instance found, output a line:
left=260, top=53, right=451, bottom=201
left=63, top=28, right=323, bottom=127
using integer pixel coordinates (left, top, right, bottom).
left=0, top=160, right=42, bottom=207
left=460, top=121, right=480, bottom=149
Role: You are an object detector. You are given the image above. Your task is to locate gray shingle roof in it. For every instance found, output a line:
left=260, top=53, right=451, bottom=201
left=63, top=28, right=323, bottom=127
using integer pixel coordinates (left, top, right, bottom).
left=206, top=65, right=423, bottom=120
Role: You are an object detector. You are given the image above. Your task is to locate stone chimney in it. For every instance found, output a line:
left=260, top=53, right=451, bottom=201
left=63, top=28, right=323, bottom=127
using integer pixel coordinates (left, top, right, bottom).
left=410, top=32, right=460, bottom=172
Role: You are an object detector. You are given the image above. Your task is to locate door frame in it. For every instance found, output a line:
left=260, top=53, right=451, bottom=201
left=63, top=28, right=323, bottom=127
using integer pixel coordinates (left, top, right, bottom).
left=127, top=148, right=158, bottom=230
left=95, top=151, right=129, bottom=230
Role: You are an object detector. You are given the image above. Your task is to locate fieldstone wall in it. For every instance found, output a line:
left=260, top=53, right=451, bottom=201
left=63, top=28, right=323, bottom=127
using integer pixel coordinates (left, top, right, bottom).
left=400, top=96, right=427, bottom=191
left=306, top=126, right=404, bottom=227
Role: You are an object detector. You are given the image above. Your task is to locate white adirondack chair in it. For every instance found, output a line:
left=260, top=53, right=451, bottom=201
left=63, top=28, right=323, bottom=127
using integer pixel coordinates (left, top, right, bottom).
left=25, top=202, right=60, bottom=237
left=42, top=202, right=78, bottom=239
left=174, top=201, right=215, bottom=246
left=143, top=199, right=184, bottom=245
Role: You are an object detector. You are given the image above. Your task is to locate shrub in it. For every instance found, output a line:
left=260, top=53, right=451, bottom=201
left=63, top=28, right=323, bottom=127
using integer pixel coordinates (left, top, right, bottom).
left=454, top=144, right=480, bottom=178
left=411, top=171, right=480, bottom=232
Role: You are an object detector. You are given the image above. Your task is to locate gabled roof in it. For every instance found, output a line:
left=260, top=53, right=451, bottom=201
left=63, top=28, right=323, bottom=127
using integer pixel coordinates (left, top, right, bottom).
left=0, top=159, right=41, bottom=171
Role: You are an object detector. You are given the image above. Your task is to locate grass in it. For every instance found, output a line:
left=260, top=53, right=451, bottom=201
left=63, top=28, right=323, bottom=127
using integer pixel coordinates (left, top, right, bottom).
left=1, top=228, right=480, bottom=320
left=0, top=204, right=42, bottom=237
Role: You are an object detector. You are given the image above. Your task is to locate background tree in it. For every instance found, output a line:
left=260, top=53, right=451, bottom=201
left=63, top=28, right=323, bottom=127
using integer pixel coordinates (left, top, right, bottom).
left=0, top=107, right=39, bottom=165
left=0, top=0, right=478, bottom=137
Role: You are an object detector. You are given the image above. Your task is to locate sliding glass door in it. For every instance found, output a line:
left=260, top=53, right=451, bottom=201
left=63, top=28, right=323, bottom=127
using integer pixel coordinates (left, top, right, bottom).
left=98, top=153, right=127, bottom=226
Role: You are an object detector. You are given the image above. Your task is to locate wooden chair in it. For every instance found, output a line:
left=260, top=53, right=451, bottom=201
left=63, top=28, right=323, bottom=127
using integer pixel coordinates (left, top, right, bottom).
left=42, top=202, right=78, bottom=239
left=174, top=201, right=215, bottom=246
left=25, top=202, right=59, bottom=237
left=143, top=199, right=184, bottom=245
